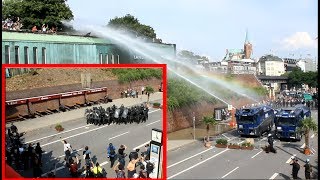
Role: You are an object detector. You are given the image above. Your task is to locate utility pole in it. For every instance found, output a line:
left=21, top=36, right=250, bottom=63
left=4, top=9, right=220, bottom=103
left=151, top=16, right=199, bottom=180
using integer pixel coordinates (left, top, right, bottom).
left=193, top=112, right=195, bottom=140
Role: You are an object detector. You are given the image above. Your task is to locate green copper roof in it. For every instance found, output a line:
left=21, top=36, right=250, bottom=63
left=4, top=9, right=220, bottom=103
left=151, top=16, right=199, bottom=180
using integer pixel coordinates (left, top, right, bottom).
left=2, top=31, right=114, bottom=44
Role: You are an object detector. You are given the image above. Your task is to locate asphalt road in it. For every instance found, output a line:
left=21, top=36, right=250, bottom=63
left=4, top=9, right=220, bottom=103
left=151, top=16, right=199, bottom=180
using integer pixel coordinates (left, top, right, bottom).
left=168, top=110, right=318, bottom=179
left=12, top=105, right=163, bottom=178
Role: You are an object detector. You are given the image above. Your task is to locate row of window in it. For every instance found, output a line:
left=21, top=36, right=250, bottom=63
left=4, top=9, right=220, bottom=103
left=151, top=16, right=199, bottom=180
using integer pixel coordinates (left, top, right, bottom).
left=99, top=53, right=120, bottom=64
left=4, top=45, right=46, bottom=64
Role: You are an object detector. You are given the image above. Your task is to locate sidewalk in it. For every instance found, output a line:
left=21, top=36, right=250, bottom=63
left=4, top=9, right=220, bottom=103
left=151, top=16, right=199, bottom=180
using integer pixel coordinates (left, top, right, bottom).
left=7, top=92, right=163, bottom=132
left=167, top=140, right=196, bottom=151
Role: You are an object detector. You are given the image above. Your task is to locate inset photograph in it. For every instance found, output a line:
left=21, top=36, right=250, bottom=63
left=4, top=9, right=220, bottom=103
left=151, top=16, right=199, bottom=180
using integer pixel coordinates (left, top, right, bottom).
left=3, top=66, right=166, bottom=178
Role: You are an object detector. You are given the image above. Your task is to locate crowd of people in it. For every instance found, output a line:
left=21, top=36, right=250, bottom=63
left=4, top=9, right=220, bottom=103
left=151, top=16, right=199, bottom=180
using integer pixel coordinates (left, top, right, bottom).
left=2, top=17, right=22, bottom=30
left=5, top=123, right=45, bottom=177
left=6, top=122, right=155, bottom=178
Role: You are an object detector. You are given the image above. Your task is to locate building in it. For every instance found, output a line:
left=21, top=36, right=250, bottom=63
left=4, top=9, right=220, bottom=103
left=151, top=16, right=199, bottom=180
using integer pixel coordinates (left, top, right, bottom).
left=257, top=55, right=285, bottom=76
left=296, top=58, right=317, bottom=72
left=2, top=31, right=176, bottom=65
left=283, top=58, right=299, bottom=72
left=220, top=30, right=256, bottom=74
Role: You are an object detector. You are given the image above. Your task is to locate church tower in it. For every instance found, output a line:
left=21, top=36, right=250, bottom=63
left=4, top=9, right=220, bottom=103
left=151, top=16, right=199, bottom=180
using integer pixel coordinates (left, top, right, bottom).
left=243, top=29, right=252, bottom=59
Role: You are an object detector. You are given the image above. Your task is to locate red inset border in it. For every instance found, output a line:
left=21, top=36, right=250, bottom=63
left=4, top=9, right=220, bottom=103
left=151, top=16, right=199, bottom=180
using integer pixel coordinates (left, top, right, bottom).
left=2, top=63, right=167, bottom=180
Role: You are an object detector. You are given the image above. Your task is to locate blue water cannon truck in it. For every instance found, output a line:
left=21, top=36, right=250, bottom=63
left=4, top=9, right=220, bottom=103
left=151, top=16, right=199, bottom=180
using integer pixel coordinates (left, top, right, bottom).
left=274, top=104, right=311, bottom=141
left=235, top=105, right=275, bottom=137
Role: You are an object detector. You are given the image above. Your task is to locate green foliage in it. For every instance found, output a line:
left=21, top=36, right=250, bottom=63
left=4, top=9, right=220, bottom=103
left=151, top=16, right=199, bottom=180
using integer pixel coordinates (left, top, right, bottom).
left=111, top=69, right=162, bottom=83
left=298, top=117, right=318, bottom=135
left=225, top=73, right=235, bottom=81
left=107, top=14, right=157, bottom=39
left=287, top=68, right=318, bottom=89
left=153, top=102, right=161, bottom=107
left=178, top=50, right=210, bottom=63
left=216, top=138, right=228, bottom=145
left=241, top=142, right=253, bottom=147
left=202, top=116, right=217, bottom=126
left=167, top=78, right=217, bottom=111
left=252, top=86, right=268, bottom=96
left=2, top=0, right=74, bottom=30
left=145, top=86, right=154, bottom=94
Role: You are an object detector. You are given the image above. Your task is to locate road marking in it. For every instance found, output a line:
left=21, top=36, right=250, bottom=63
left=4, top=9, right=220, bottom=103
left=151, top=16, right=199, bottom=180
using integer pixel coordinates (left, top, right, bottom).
left=269, top=173, right=279, bottom=179
left=41, top=165, right=65, bottom=177
left=26, top=124, right=93, bottom=144
left=168, top=147, right=213, bottom=168
left=286, top=155, right=296, bottom=163
left=238, top=140, right=245, bottom=145
left=251, top=150, right=263, bottom=159
left=133, top=141, right=150, bottom=150
left=100, top=161, right=109, bottom=166
left=300, top=143, right=306, bottom=148
left=27, top=109, right=160, bottom=144
left=167, top=149, right=229, bottom=179
left=41, top=125, right=110, bottom=147
left=146, top=120, right=161, bottom=126
left=221, top=166, right=239, bottom=179
left=43, top=148, right=83, bottom=162
left=312, top=148, right=316, bottom=153
left=108, top=131, right=129, bottom=140
left=222, top=134, right=231, bottom=140
left=311, top=134, right=315, bottom=138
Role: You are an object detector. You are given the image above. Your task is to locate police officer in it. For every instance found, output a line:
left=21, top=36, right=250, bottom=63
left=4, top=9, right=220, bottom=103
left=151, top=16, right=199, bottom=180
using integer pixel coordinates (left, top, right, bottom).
left=267, top=134, right=275, bottom=153
left=290, top=158, right=300, bottom=179
left=304, top=159, right=312, bottom=179
left=107, top=143, right=117, bottom=168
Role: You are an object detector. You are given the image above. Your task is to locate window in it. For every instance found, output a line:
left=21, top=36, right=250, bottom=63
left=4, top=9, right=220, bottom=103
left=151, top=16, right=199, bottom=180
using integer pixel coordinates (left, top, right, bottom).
left=5, top=45, right=10, bottom=64
left=24, top=46, right=29, bottom=64
left=42, top=47, right=46, bottom=64
left=14, top=46, right=19, bottom=64
left=99, top=53, right=103, bottom=64
left=33, top=47, right=38, bottom=64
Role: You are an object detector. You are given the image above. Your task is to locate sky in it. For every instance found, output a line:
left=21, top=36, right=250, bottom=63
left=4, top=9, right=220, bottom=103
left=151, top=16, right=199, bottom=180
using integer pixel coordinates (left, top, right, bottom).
left=67, top=0, right=318, bottom=61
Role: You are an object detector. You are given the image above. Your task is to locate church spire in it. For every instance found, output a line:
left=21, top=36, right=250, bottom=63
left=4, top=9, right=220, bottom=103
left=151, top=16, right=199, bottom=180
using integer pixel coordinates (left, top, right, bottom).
left=245, top=28, right=249, bottom=44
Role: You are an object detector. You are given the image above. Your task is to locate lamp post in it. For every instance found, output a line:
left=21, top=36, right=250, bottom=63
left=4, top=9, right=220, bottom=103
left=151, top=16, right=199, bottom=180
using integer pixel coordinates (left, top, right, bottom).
left=193, top=112, right=195, bottom=140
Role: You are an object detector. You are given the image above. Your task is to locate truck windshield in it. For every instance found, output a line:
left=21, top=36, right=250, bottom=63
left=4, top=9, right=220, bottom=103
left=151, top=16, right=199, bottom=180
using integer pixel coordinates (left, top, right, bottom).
left=278, top=117, right=295, bottom=126
left=239, top=116, right=255, bottom=123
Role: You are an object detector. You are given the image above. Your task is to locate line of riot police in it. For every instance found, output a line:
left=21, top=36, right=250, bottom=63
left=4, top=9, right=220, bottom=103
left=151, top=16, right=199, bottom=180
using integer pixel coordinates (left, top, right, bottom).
left=85, top=104, right=149, bottom=126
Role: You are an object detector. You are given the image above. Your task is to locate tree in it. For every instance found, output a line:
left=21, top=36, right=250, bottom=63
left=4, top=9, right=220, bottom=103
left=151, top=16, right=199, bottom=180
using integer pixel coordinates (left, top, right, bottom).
left=107, top=14, right=156, bottom=39
left=2, top=0, right=74, bottom=30
left=145, top=86, right=154, bottom=104
left=178, top=50, right=210, bottom=64
left=287, top=67, right=304, bottom=89
left=298, top=117, right=318, bottom=155
left=203, top=116, right=217, bottom=142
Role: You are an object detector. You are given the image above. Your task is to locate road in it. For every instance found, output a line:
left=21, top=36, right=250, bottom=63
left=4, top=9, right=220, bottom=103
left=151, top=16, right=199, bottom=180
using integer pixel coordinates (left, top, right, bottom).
left=168, top=110, right=318, bottom=179
left=8, top=102, right=163, bottom=178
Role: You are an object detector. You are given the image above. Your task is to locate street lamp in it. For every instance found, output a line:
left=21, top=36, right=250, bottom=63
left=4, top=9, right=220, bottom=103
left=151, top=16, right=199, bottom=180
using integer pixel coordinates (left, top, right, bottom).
left=192, top=112, right=195, bottom=140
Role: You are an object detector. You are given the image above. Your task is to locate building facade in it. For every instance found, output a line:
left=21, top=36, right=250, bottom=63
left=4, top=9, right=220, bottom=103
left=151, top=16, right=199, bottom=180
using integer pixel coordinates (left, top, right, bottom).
left=257, top=55, right=285, bottom=76
left=2, top=31, right=176, bottom=65
left=296, top=58, right=317, bottom=72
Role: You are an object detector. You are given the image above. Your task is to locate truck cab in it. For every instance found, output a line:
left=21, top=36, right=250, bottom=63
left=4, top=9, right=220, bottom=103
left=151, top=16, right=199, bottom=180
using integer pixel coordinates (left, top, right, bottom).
left=236, top=105, right=275, bottom=137
left=274, top=105, right=311, bottom=141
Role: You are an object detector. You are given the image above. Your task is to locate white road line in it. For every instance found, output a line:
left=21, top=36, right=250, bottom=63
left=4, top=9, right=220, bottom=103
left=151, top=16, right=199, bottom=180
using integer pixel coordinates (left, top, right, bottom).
left=41, top=125, right=110, bottom=147
left=43, top=148, right=83, bottom=162
left=221, top=166, right=239, bottom=179
left=108, top=131, right=130, bottom=140
left=269, top=173, right=279, bottom=179
left=167, top=149, right=229, bottom=179
left=251, top=150, right=263, bottom=159
left=168, top=147, right=213, bottom=168
left=100, top=161, right=109, bottom=166
left=146, top=120, right=161, bottom=126
left=238, top=140, right=245, bottom=145
left=41, top=166, right=65, bottom=177
left=222, top=134, right=231, bottom=140
left=311, top=134, right=315, bottom=138
left=133, top=141, right=150, bottom=150
left=312, top=148, right=316, bottom=153
left=286, top=155, right=296, bottom=163
left=26, top=124, right=93, bottom=144
left=29, top=109, right=160, bottom=145
left=300, top=143, right=306, bottom=148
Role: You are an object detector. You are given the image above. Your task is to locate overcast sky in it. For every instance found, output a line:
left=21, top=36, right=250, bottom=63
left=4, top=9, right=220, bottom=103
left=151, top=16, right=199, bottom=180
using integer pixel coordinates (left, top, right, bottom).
left=67, top=0, right=318, bottom=61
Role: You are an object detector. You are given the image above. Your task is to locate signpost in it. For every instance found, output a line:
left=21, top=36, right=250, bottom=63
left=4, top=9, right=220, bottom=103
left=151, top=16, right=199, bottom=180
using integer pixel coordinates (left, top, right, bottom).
left=149, top=128, right=163, bottom=178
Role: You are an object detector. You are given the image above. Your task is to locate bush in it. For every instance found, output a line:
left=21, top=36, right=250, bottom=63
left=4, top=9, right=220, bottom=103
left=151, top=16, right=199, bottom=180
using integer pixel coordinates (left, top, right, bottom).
left=153, top=102, right=161, bottom=107
left=241, top=142, right=253, bottom=147
left=55, top=124, right=64, bottom=132
left=216, top=138, right=228, bottom=145
left=111, top=69, right=162, bottom=83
